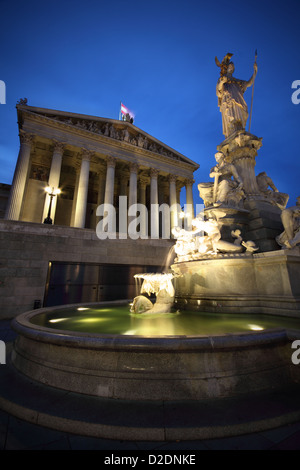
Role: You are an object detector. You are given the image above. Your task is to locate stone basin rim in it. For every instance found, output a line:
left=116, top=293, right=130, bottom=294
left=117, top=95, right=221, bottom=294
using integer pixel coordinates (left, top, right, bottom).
left=11, top=302, right=299, bottom=352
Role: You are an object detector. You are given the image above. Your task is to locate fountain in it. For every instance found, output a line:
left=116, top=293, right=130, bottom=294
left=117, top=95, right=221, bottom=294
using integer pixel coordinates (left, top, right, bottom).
left=4, top=52, right=300, bottom=440
left=171, top=53, right=300, bottom=316
left=130, top=272, right=175, bottom=314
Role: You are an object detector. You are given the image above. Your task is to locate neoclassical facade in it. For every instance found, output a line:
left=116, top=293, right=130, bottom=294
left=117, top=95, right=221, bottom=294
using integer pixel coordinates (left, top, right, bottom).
left=5, top=104, right=199, bottom=237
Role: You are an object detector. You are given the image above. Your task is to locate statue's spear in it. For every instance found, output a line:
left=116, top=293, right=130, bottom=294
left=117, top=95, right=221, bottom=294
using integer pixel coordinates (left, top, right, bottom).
left=248, top=49, right=257, bottom=133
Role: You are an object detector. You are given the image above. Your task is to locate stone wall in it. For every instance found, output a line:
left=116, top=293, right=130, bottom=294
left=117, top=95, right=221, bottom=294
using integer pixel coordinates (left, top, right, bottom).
left=0, top=184, right=10, bottom=219
left=0, top=220, right=174, bottom=319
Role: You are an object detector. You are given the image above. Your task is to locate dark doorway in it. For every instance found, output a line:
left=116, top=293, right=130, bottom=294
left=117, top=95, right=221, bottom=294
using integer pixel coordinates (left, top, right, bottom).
left=44, top=262, right=160, bottom=307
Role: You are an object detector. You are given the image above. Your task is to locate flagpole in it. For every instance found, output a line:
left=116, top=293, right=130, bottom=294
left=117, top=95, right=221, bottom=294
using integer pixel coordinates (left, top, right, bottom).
left=119, top=101, right=121, bottom=121
left=248, top=49, right=257, bottom=133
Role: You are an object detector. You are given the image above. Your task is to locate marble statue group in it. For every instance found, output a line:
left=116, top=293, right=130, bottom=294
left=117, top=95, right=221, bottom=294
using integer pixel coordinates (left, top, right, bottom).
left=131, top=52, right=300, bottom=314
left=175, top=52, right=299, bottom=261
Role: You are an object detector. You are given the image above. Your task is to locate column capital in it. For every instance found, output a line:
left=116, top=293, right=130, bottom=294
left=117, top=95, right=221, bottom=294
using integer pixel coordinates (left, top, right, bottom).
left=81, top=148, right=94, bottom=161
left=52, top=140, right=66, bottom=154
left=19, top=131, right=34, bottom=146
left=139, top=176, right=149, bottom=188
left=168, top=174, right=178, bottom=184
left=106, top=155, right=116, bottom=168
left=150, top=168, right=159, bottom=178
left=185, top=178, right=195, bottom=186
left=176, top=180, right=185, bottom=191
left=129, top=162, right=139, bottom=173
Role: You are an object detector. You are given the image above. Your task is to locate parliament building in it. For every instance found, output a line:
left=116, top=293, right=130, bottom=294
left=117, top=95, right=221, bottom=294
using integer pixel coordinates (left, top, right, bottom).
left=0, top=103, right=199, bottom=317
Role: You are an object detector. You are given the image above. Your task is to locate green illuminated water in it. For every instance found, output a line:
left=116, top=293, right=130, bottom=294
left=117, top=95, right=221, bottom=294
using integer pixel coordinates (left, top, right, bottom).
left=30, top=304, right=300, bottom=336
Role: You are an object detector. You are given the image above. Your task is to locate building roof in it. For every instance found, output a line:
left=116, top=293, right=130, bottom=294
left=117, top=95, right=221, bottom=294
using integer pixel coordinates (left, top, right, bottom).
left=16, top=104, right=199, bottom=173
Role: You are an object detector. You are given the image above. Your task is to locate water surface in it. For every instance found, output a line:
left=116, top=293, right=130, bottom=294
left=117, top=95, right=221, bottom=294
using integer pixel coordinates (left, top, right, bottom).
left=30, top=304, right=300, bottom=336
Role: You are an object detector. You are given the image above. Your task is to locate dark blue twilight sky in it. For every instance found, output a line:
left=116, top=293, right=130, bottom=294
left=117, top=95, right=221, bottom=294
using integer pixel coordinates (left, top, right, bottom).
left=0, top=0, right=299, bottom=208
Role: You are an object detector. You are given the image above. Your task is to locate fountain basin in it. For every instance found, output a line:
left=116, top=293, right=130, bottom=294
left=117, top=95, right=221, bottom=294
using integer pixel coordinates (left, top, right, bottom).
left=172, top=249, right=300, bottom=315
left=11, top=302, right=300, bottom=401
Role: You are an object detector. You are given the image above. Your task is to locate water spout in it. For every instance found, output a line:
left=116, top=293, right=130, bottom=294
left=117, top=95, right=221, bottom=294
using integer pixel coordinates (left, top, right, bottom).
left=131, top=272, right=175, bottom=314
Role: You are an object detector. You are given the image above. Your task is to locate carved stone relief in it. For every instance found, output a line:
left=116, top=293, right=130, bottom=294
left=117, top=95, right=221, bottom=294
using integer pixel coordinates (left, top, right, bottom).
left=41, top=113, right=180, bottom=162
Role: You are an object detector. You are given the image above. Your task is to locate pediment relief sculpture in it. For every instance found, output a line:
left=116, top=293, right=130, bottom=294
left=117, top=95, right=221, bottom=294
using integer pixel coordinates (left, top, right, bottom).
left=37, top=112, right=182, bottom=162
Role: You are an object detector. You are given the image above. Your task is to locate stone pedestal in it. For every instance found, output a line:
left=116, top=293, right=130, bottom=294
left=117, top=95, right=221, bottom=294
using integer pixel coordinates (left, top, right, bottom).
left=217, top=130, right=263, bottom=197
left=172, top=248, right=300, bottom=316
left=215, top=131, right=284, bottom=251
left=244, top=198, right=283, bottom=252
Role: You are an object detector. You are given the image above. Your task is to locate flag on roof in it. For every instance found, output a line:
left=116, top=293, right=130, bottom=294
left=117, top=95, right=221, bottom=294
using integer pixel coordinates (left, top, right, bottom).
left=120, top=102, right=135, bottom=122
left=120, top=103, right=130, bottom=115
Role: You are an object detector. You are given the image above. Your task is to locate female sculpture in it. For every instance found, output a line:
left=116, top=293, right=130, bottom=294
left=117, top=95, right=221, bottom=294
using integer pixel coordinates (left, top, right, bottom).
left=216, top=53, right=257, bottom=137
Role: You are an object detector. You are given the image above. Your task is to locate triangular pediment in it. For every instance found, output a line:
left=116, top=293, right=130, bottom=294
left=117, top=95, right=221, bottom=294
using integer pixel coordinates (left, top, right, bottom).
left=17, top=104, right=199, bottom=169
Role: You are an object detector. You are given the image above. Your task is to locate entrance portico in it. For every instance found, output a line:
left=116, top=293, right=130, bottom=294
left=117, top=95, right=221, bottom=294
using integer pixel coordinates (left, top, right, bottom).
left=6, top=104, right=199, bottom=237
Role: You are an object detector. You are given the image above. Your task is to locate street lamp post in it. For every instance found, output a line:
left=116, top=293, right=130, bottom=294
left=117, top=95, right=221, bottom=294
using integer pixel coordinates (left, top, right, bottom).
left=43, top=186, right=61, bottom=224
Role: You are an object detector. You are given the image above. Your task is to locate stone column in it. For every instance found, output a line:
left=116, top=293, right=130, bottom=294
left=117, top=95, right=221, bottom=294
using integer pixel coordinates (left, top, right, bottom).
left=119, top=171, right=129, bottom=198
left=70, top=167, right=80, bottom=226
left=5, top=131, right=34, bottom=221
left=139, top=178, right=147, bottom=206
left=85, top=168, right=106, bottom=230
left=102, top=156, right=116, bottom=232
left=42, top=141, right=65, bottom=223
left=128, top=162, right=139, bottom=237
left=117, top=169, right=129, bottom=236
left=139, top=177, right=148, bottom=238
left=73, top=150, right=93, bottom=228
left=185, top=178, right=195, bottom=229
left=217, top=132, right=263, bottom=196
left=97, top=168, right=106, bottom=208
left=169, top=174, right=178, bottom=231
left=129, top=162, right=138, bottom=209
left=234, top=155, right=260, bottom=195
left=176, top=183, right=182, bottom=207
left=104, top=156, right=116, bottom=207
left=150, top=168, right=159, bottom=238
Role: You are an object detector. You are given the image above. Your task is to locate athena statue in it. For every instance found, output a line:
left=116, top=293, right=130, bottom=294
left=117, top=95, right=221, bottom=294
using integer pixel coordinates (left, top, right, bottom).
left=215, top=53, right=257, bottom=137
